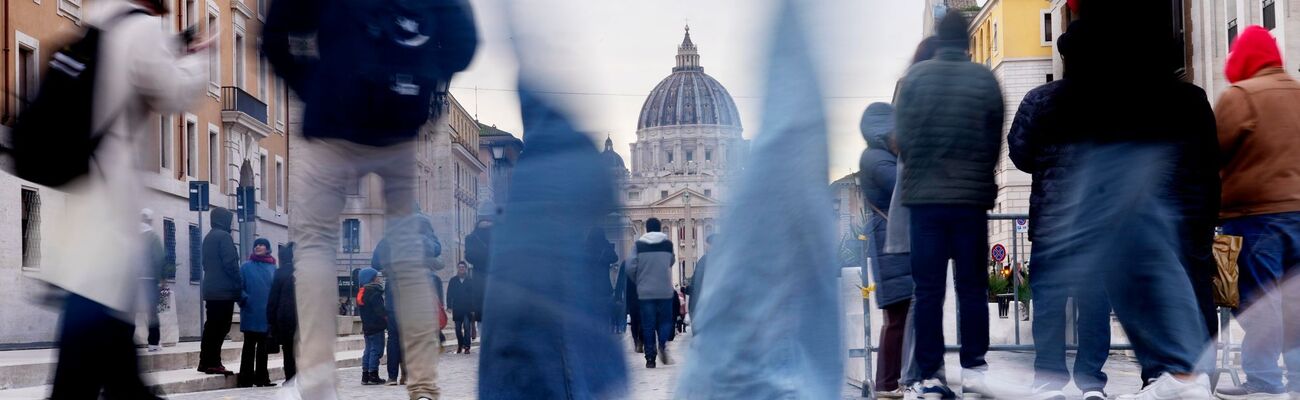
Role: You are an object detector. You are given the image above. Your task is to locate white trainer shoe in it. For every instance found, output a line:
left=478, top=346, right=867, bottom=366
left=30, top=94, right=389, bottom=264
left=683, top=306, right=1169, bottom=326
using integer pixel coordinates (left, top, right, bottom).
left=1117, top=373, right=1211, bottom=400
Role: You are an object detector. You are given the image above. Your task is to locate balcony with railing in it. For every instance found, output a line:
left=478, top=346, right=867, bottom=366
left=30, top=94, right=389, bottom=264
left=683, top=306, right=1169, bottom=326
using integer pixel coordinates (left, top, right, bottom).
left=220, top=86, right=271, bottom=139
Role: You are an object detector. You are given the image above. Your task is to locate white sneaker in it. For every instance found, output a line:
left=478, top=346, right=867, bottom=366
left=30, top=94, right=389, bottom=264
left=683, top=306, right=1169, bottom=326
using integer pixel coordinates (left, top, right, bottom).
left=1028, top=383, right=1066, bottom=400
left=961, top=368, right=994, bottom=399
left=1082, top=390, right=1107, bottom=400
left=1117, top=373, right=1211, bottom=400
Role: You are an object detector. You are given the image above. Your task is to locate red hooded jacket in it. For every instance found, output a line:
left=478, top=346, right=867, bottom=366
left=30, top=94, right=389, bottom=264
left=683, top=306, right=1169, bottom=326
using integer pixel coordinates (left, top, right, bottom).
left=1225, top=25, right=1283, bottom=83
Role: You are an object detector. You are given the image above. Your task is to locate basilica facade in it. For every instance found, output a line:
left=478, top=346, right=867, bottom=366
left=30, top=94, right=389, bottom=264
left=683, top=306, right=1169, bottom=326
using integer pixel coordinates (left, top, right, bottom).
left=604, top=27, right=749, bottom=287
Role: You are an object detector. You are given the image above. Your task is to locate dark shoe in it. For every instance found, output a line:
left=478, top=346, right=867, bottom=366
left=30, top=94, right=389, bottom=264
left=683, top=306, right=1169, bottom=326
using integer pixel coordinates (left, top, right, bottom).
left=659, top=346, right=673, bottom=365
left=464, top=347, right=472, bottom=355
left=362, top=371, right=376, bottom=386
left=369, top=371, right=387, bottom=385
left=918, top=378, right=957, bottom=399
left=635, top=342, right=644, bottom=354
left=255, top=381, right=277, bottom=387
left=200, top=366, right=235, bottom=376
left=1215, top=381, right=1289, bottom=400
left=645, top=359, right=656, bottom=369
left=236, top=376, right=254, bottom=388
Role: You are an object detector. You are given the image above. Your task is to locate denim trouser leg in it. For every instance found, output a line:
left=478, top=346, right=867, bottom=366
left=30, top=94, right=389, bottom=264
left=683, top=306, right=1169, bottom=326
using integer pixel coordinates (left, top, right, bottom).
left=639, top=299, right=672, bottom=360
left=1032, top=238, right=1112, bottom=392
left=910, top=205, right=989, bottom=379
left=1223, top=212, right=1300, bottom=392
left=363, top=333, right=386, bottom=372
left=1072, top=283, right=1112, bottom=392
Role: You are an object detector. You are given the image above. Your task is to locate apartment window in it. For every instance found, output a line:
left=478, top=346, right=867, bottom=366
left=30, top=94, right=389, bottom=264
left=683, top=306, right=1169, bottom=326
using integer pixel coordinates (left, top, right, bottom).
left=629, top=191, right=641, bottom=201
left=163, top=219, right=177, bottom=280
left=189, top=224, right=202, bottom=283
left=259, top=59, right=268, bottom=98
left=186, top=119, right=198, bottom=177
left=57, top=0, right=81, bottom=22
left=1263, top=0, right=1277, bottom=30
left=207, top=13, right=219, bottom=90
left=234, top=33, right=246, bottom=88
left=661, top=190, right=668, bottom=199
left=259, top=152, right=268, bottom=201
left=705, top=149, right=712, bottom=161
left=185, top=0, right=197, bottom=24
left=666, top=151, right=674, bottom=163
left=275, top=159, right=284, bottom=209
left=1228, top=19, right=1239, bottom=50
left=342, top=219, right=361, bottom=253
left=1042, top=11, right=1054, bottom=43
left=686, top=151, right=694, bottom=162
left=992, top=22, right=999, bottom=53
left=208, top=130, right=220, bottom=182
left=704, top=189, right=712, bottom=198
left=16, top=33, right=38, bottom=113
left=277, top=80, right=287, bottom=125
left=160, top=115, right=174, bottom=169
left=21, top=188, right=41, bottom=269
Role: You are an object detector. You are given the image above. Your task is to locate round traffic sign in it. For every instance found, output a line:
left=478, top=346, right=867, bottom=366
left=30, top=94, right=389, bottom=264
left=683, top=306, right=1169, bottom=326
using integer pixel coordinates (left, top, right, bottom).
left=991, top=244, right=1007, bottom=262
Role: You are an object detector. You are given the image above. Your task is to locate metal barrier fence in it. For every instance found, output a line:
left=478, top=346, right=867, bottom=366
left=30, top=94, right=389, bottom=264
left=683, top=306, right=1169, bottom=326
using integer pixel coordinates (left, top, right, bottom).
left=847, top=213, right=1242, bottom=398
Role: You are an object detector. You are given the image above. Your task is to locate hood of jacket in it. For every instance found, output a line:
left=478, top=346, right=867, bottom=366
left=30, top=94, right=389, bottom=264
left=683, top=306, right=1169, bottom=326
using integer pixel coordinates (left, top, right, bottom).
left=638, top=231, right=669, bottom=245
left=1226, top=25, right=1283, bottom=83
left=210, top=207, right=233, bottom=232
left=860, top=102, right=895, bottom=151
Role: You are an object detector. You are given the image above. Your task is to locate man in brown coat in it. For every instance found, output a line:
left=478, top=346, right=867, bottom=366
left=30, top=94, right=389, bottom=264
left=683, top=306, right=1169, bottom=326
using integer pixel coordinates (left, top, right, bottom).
left=1213, top=25, right=1300, bottom=400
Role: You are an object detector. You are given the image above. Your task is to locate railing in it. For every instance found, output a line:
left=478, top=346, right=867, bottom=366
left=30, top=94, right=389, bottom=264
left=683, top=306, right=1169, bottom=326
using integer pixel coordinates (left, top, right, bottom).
left=221, top=86, right=268, bottom=125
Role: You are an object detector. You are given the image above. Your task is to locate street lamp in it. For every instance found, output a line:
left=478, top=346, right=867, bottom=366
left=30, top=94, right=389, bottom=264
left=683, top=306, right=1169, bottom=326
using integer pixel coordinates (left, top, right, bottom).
left=491, top=144, right=505, bottom=161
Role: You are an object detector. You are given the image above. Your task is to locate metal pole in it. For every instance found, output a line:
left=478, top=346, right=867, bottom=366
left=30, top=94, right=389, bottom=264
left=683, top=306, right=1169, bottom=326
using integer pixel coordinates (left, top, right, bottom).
left=861, top=258, right=875, bottom=399
left=198, top=210, right=204, bottom=338
left=1012, top=222, right=1021, bottom=345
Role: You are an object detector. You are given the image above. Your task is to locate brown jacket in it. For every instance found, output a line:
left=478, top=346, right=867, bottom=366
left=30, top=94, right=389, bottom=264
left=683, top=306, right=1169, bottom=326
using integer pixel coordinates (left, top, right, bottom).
left=1215, top=68, right=1300, bottom=219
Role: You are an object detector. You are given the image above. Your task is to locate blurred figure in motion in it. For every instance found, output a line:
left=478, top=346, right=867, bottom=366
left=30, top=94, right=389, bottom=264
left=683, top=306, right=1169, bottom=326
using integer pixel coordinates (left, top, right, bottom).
left=895, top=11, right=1003, bottom=399
left=237, top=238, right=277, bottom=388
left=1213, top=25, right=1300, bottom=400
left=687, top=234, right=716, bottom=319
left=139, top=209, right=167, bottom=353
left=446, top=262, right=476, bottom=354
left=356, top=268, right=388, bottom=386
left=199, top=206, right=241, bottom=376
left=37, top=0, right=211, bottom=397
left=464, top=218, right=492, bottom=339
left=628, top=218, right=677, bottom=368
left=262, top=0, right=477, bottom=396
left=267, top=243, right=299, bottom=381
left=370, top=213, right=444, bottom=385
left=626, top=264, right=644, bottom=353
left=1009, top=21, right=1112, bottom=400
left=1043, top=5, right=1219, bottom=399
left=858, top=102, right=914, bottom=399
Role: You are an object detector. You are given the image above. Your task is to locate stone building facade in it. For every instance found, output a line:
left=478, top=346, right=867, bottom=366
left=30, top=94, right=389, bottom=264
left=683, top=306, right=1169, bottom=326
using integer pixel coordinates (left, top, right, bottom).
left=606, top=27, right=749, bottom=287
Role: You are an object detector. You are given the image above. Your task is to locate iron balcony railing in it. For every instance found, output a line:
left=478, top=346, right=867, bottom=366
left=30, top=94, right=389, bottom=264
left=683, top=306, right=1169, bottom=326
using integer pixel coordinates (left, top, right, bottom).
left=221, top=86, right=268, bottom=125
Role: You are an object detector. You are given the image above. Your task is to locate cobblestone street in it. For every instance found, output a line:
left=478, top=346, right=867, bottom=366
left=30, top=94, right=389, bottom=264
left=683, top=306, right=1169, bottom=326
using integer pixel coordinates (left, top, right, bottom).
left=167, top=331, right=1157, bottom=399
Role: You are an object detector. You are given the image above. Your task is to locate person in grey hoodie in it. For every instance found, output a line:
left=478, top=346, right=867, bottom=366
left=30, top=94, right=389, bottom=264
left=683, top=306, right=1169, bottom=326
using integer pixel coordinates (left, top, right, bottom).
left=198, top=206, right=241, bottom=375
left=626, top=218, right=676, bottom=368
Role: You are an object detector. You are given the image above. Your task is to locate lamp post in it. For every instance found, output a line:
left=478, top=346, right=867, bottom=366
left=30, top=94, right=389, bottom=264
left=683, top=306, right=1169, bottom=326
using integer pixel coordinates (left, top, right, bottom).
left=684, top=192, right=693, bottom=285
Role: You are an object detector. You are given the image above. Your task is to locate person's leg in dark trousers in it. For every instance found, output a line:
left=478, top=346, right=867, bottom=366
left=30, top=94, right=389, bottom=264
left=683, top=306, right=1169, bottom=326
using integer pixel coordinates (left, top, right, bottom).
left=51, top=294, right=159, bottom=400
left=455, top=313, right=471, bottom=351
left=1030, top=239, right=1070, bottom=391
left=1072, top=281, right=1112, bottom=393
left=1180, top=220, right=1220, bottom=378
left=253, top=333, right=271, bottom=384
left=655, top=299, right=674, bottom=355
left=876, top=299, right=911, bottom=392
left=199, top=300, right=236, bottom=370
left=909, top=205, right=952, bottom=380
left=144, top=279, right=160, bottom=347
left=949, top=206, right=990, bottom=371
left=147, top=311, right=161, bottom=347
left=1225, top=214, right=1296, bottom=392
left=238, top=332, right=268, bottom=386
left=386, top=321, right=402, bottom=382
left=639, top=299, right=660, bottom=362
left=282, top=340, right=297, bottom=381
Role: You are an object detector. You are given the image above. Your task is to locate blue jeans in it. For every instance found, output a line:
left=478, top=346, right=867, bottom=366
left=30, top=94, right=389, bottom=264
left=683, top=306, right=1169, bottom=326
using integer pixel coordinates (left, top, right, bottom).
left=639, top=299, right=674, bottom=360
left=1222, top=211, right=1300, bottom=392
left=363, top=332, right=385, bottom=372
left=1030, top=238, right=1111, bottom=392
left=909, top=205, right=990, bottom=379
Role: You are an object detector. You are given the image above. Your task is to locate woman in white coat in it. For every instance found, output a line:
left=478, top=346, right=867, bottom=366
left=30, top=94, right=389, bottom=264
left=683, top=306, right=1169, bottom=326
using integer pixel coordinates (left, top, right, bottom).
left=37, top=0, right=209, bottom=398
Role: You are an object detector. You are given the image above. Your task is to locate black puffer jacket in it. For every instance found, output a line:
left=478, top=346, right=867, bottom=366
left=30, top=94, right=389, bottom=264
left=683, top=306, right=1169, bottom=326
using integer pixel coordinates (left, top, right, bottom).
left=267, top=243, right=298, bottom=346
left=895, top=48, right=1004, bottom=208
left=857, top=102, right=912, bottom=308
left=1008, top=80, right=1072, bottom=242
left=201, top=207, right=242, bottom=301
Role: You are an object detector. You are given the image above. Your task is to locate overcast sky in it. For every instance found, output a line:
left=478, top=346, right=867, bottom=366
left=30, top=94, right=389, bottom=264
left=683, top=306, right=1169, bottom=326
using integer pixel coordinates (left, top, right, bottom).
left=448, top=0, right=923, bottom=181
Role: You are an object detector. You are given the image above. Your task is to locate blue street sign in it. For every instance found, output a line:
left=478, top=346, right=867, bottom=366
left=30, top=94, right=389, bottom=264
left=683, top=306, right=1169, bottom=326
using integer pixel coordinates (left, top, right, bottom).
left=188, top=181, right=209, bottom=212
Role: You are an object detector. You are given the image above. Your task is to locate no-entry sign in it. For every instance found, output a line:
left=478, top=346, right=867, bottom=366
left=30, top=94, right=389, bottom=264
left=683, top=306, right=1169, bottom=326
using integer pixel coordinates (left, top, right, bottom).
left=991, top=244, right=1007, bottom=262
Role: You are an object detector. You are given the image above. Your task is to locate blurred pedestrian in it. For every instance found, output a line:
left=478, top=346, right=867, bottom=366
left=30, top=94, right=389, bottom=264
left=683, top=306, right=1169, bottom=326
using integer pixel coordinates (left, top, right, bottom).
left=40, top=0, right=210, bottom=397
left=1041, top=6, right=1219, bottom=398
left=687, top=234, right=716, bottom=319
left=465, top=218, right=493, bottom=338
left=626, top=268, right=644, bottom=352
left=858, top=102, right=914, bottom=399
left=139, top=209, right=167, bottom=353
left=237, top=238, right=277, bottom=388
left=447, top=262, right=476, bottom=354
left=627, top=218, right=676, bottom=368
left=894, top=11, right=1003, bottom=399
left=370, top=213, right=444, bottom=386
left=356, top=268, right=388, bottom=386
left=1009, top=23, right=1113, bottom=400
left=267, top=243, right=298, bottom=381
left=1213, top=25, right=1300, bottom=400
left=199, top=207, right=241, bottom=376
left=263, top=0, right=478, bottom=396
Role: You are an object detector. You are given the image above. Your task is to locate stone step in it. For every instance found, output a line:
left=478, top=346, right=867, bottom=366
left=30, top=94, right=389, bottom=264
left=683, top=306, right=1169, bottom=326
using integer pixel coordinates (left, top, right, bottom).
left=0, top=338, right=474, bottom=399
left=0, top=336, right=365, bottom=391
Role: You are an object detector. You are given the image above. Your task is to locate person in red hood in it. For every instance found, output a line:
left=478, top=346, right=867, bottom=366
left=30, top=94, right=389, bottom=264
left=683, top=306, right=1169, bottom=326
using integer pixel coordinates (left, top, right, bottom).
left=1213, top=24, right=1300, bottom=400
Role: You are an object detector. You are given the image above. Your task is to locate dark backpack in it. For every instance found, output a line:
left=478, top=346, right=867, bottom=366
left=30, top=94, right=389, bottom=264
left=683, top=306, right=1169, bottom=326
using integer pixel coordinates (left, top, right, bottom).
left=6, top=10, right=148, bottom=188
